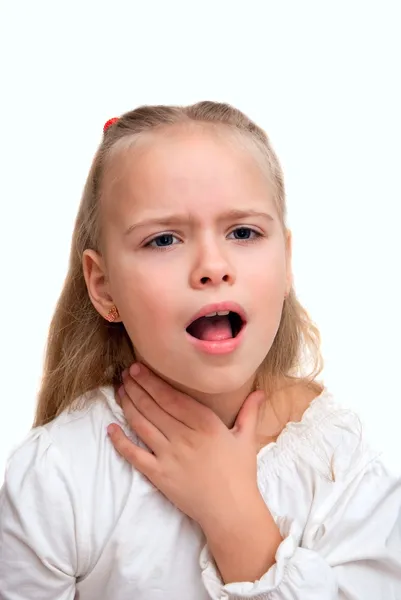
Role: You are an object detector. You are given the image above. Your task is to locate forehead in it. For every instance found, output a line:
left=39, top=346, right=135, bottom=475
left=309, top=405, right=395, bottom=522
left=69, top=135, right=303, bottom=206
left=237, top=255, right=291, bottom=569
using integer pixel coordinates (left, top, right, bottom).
left=102, top=126, right=276, bottom=220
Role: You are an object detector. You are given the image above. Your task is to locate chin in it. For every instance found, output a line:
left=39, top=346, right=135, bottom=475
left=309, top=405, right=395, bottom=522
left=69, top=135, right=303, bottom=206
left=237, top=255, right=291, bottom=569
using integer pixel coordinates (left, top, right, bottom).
left=138, top=347, right=261, bottom=397
left=175, top=367, right=255, bottom=396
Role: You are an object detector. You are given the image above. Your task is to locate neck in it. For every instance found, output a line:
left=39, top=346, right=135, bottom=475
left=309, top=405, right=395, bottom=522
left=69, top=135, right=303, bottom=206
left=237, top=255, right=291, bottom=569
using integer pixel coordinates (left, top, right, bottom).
left=174, top=377, right=256, bottom=427
left=147, top=367, right=255, bottom=427
left=162, top=374, right=322, bottom=439
left=135, top=356, right=257, bottom=427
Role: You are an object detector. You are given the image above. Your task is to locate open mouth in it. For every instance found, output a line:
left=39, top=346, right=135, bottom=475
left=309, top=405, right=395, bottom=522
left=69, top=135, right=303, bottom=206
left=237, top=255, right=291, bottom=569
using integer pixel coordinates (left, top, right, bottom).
left=186, top=310, right=245, bottom=342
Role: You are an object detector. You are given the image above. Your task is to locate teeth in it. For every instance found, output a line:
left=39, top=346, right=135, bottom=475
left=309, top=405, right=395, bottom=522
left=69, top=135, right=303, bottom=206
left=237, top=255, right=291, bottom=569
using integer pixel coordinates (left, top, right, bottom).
left=204, top=310, right=230, bottom=318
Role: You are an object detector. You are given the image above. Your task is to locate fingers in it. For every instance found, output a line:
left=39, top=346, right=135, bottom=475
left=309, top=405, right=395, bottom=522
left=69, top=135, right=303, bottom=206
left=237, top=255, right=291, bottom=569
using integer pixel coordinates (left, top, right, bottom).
left=121, top=371, right=183, bottom=441
left=128, top=363, right=220, bottom=432
left=119, top=387, right=169, bottom=455
left=107, top=423, right=158, bottom=478
left=233, top=391, right=264, bottom=440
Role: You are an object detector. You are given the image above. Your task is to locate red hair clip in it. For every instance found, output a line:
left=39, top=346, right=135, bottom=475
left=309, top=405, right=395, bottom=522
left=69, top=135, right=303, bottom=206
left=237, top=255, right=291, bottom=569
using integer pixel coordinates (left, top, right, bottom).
left=103, top=117, right=119, bottom=133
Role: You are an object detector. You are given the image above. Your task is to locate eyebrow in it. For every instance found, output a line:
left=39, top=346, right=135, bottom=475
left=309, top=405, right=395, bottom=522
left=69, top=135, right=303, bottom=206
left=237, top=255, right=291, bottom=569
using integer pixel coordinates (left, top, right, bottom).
left=125, top=209, right=274, bottom=236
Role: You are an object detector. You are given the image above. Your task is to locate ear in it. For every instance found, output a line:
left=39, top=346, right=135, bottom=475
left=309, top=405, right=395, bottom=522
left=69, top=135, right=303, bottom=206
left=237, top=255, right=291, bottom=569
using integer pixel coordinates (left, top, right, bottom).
left=82, top=249, right=122, bottom=322
left=285, top=229, right=293, bottom=296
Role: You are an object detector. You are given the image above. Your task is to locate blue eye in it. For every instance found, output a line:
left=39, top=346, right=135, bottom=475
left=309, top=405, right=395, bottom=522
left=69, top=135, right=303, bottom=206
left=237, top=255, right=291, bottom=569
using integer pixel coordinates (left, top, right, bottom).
left=146, top=233, right=179, bottom=248
left=228, top=227, right=261, bottom=240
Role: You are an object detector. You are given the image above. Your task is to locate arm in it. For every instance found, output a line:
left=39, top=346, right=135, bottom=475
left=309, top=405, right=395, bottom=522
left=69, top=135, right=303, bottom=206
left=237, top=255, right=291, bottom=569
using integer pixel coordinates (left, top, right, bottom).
left=0, top=429, right=81, bottom=600
left=201, top=459, right=401, bottom=599
left=201, top=494, right=282, bottom=584
left=110, top=366, right=401, bottom=599
left=109, top=365, right=284, bottom=584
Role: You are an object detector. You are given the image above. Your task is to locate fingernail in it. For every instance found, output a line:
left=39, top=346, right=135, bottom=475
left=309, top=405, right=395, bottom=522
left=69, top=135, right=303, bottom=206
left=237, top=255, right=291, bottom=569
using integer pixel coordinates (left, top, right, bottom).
left=117, top=385, right=125, bottom=398
left=107, top=424, right=117, bottom=436
left=130, top=363, right=140, bottom=377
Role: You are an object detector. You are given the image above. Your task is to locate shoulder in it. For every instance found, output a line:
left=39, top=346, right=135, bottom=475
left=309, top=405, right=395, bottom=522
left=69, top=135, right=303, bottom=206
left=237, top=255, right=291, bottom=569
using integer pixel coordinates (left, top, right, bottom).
left=6, top=387, right=119, bottom=467
left=1, top=387, right=136, bottom=577
left=4, top=386, right=136, bottom=495
left=259, top=388, right=401, bottom=553
left=259, top=387, right=381, bottom=483
left=43, top=385, right=130, bottom=460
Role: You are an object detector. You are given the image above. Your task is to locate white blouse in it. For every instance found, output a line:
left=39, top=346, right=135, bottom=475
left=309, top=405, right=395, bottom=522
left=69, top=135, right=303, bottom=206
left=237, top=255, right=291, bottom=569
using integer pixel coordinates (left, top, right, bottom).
left=1, top=386, right=400, bottom=599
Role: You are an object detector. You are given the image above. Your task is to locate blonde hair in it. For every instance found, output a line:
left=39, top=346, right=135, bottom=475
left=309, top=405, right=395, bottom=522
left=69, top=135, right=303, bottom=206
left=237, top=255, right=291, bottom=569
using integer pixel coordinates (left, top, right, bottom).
left=34, top=101, right=323, bottom=427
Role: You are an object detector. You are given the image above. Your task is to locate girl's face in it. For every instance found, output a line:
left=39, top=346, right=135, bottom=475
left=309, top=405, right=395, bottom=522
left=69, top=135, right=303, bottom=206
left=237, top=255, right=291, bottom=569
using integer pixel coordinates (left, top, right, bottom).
left=86, top=127, right=292, bottom=396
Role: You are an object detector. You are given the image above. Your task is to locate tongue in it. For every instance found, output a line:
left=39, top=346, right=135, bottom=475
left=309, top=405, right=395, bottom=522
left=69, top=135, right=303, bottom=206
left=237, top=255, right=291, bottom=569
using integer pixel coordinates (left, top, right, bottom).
left=189, top=315, right=233, bottom=341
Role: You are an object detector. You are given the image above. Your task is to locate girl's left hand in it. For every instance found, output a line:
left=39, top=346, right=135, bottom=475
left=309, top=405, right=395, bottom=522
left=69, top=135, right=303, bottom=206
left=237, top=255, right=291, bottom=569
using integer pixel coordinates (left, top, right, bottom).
left=107, top=362, right=266, bottom=533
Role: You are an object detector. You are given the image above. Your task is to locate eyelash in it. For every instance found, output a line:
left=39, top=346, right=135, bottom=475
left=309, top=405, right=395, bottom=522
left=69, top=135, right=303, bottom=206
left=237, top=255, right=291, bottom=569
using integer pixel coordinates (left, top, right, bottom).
left=144, top=227, right=264, bottom=250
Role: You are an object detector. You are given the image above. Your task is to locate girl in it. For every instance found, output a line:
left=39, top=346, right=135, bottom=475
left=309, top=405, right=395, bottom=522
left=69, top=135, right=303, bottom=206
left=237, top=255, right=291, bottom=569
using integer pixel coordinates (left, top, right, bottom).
left=0, top=102, right=400, bottom=599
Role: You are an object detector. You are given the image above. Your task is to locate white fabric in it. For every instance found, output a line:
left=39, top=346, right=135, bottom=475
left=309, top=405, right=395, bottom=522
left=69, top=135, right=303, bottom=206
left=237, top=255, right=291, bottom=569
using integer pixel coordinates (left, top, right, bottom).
left=1, top=386, right=400, bottom=599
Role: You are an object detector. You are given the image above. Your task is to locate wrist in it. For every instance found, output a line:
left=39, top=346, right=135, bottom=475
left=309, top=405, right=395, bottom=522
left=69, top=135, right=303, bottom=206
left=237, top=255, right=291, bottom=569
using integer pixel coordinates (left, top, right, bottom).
left=202, top=491, right=278, bottom=546
left=201, top=492, right=282, bottom=584
left=198, top=485, right=262, bottom=533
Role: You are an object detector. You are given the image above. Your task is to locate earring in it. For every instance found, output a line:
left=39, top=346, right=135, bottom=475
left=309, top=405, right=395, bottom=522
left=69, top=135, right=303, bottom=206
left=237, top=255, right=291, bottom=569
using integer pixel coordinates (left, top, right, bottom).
left=105, top=305, right=119, bottom=322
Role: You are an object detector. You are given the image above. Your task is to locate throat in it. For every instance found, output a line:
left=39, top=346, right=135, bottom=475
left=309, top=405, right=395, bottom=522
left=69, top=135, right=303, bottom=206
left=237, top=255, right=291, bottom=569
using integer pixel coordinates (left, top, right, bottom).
left=171, top=377, right=256, bottom=427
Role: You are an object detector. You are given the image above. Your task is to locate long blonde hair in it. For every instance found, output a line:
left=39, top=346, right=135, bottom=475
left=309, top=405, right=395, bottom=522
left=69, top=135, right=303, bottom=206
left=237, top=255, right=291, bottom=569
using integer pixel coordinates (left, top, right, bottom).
left=34, top=101, right=323, bottom=427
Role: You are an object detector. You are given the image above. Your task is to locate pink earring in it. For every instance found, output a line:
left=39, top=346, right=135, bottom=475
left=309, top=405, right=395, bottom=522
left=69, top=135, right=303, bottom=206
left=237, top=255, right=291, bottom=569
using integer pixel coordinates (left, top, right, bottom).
left=106, top=305, right=119, bottom=322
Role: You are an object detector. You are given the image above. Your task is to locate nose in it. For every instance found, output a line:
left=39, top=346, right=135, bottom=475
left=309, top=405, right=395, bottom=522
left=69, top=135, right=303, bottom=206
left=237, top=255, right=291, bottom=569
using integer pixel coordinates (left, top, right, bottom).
left=189, top=242, right=236, bottom=289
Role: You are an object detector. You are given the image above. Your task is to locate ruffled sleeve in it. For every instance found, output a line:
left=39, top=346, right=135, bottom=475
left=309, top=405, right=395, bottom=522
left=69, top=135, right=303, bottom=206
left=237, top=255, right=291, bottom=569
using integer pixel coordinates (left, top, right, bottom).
left=200, top=399, right=401, bottom=599
left=0, top=428, right=86, bottom=600
left=201, top=516, right=337, bottom=599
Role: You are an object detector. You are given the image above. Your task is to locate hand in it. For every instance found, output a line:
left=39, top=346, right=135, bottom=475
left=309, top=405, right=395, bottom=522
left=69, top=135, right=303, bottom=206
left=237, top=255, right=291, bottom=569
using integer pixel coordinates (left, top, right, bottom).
left=108, top=363, right=263, bottom=530
left=108, top=363, right=282, bottom=583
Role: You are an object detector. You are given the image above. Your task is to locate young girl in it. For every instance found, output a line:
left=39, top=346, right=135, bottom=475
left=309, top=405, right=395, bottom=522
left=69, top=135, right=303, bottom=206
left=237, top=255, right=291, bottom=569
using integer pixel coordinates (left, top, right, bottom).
left=1, top=102, right=400, bottom=599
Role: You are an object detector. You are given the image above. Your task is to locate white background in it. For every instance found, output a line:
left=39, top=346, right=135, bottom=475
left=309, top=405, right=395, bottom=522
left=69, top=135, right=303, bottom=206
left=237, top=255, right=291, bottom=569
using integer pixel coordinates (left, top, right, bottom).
left=0, top=1, right=400, bottom=481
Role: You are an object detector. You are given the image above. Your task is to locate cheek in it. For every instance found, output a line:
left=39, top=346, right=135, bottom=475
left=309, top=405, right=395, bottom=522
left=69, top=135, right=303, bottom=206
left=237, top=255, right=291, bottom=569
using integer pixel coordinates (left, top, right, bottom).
left=109, top=259, right=180, bottom=341
left=243, top=246, right=287, bottom=343
left=243, top=243, right=287, bottom=295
